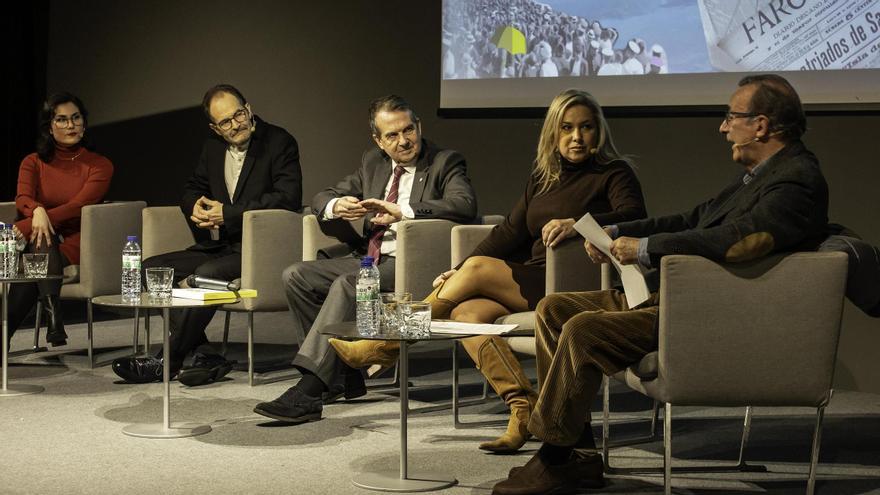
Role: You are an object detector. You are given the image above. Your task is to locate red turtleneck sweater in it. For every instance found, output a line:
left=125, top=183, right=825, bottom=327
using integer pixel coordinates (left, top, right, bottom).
left=15, top=145, right=114, bottom=264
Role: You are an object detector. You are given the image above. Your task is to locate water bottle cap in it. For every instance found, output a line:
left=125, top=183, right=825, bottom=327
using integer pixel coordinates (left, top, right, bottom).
left=127, top=235, right=138, bottom=241
left=360, top=256, right=375, bottom=267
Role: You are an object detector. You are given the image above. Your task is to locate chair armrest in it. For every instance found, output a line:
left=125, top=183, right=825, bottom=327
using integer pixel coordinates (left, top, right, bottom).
left=546, top=238, right=602, bottom=294
left=450, top=224, right=496, bottom=268
left=78, top=201, right=147, bottom=297
left=396, top=219, right=459, bottom=299
left=142, top=206, right=195, bottom=259
left=0, top=202, right=15, bottom=224
left=655, top=252, right=848, bottom=406
left=302, top=214, right=362, bottom=261
left=236, top=209, right=303, bottom=311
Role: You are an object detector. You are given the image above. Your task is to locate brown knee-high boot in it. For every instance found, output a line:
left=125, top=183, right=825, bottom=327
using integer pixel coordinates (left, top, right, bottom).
left=331, top=281, right=461, bottom=371
left=461, top=335, right=538, bottom=453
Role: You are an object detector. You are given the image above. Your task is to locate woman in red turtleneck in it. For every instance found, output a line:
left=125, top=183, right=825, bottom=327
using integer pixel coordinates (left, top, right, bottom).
left=7, top=92, right=113, bottom=346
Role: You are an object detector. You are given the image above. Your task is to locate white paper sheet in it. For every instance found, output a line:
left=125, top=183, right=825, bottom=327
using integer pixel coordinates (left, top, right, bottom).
left=573, top=213, right=651, bottom=309
left=429, top=321, right=519, bottom=335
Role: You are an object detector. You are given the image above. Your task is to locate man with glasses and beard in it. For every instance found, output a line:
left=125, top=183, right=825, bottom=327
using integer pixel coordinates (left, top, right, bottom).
left=253, top=94, right=477, bottom=423
left=112, top=84, right=302, bottom=386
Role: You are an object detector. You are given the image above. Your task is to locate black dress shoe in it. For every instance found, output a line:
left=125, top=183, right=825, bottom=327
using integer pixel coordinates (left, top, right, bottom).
left=507, top=451, right=604, bottom=488
left=254, top=387, right=322, bottom=423
left=322, top=369, right=367, bottom=404
left=178, top=353, right=236, bottom=387
left=112, top=356, right=172, bottom=384
left=41, top=296, right=68, bottom=347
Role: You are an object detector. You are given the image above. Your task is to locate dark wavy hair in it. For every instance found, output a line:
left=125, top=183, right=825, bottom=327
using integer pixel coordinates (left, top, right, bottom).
left=36, top=92, right=90, bottom=162
left=738, top=74, right=806, bottom=142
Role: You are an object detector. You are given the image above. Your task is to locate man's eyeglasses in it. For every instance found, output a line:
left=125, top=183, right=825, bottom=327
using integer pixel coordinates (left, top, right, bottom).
left=723, top=111, right=758, bottom=123
left=214, top=108, right=249, bottom=131
left=379, top=124, right=418, bottom=145
left=53, top=114, right=84, bottom=128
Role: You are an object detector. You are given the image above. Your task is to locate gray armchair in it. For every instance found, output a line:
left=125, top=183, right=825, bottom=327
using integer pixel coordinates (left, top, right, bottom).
left=0, top=202, right=15, bottom=224
left=31, top=202, right=147, bottom=365
left=302, top=214, right=473, bottom=299
left=602, top=252, right=848, bottom=495
left=141, top=206, right=304, bottom=385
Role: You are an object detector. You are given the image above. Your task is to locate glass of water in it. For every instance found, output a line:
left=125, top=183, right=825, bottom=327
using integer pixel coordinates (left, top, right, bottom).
left=145, top=267, right=174, bottom=300
left=22, top=253, right=48, bottom=278
left=400, top=301, right=431, bottom=338
left=380, top=292, right=412, bottom=334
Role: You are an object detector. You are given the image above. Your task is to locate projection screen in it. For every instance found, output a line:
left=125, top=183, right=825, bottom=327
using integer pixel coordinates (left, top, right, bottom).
left=440, top=0, right=880, bottom=109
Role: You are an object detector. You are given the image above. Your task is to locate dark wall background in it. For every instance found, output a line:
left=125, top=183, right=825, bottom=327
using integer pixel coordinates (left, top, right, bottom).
left=6, top=1, right=879, bottom=391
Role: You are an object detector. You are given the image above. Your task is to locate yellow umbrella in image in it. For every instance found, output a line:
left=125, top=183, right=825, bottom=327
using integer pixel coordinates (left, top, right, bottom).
left=491, top=25, right=526, bottom=54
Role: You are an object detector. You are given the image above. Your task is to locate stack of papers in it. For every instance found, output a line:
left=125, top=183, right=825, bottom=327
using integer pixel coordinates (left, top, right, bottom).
left=430, top=321, right=519, bottom=335
left=172, top=288, right=257, bottom=301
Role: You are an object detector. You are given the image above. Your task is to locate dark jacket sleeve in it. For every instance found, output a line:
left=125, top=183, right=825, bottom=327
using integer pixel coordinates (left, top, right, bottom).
left=181, top=143, right=212, bottom=221
left=222, top=133, right=303, bottom=237
left=409, top=150, right=477, bottom=223
left=311, top=150, right=368, bottom=218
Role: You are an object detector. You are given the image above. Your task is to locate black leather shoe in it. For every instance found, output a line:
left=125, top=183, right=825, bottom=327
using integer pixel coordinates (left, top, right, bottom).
left=178, top=353, right=236, bottom=387
left=322, top=369, right=367, bottom=404
left=112, top=356, right=173, bottom=384
left=254, top=387, right=322, bottom=423
left=41, top=296, right=68, bottom=347
left=507, top=451, right=604, bottom=488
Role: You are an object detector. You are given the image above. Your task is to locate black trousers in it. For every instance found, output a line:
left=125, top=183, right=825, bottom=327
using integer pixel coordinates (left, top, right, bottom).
left=6, top=235, right=67, bottom=339
left=143, top=246, right=241, bottom=369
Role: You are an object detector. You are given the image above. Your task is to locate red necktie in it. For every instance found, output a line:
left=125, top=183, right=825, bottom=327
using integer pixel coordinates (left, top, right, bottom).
left=366, top=165, right=406, bottom=262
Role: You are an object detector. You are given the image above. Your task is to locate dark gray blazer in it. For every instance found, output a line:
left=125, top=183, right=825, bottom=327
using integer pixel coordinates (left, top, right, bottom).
left=181, top=117, right=303, bottom=252
left=312, top=139, right=478, bottom=252
left=618, top=140, right=829, bottom=290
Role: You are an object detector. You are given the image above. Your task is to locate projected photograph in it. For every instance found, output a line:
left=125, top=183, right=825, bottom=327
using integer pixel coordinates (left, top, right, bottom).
left=442, top=0, right=880, bottom=80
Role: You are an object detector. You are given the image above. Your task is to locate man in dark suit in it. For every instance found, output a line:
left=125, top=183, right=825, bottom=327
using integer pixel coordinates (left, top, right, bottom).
left=253, top=94, right=477, bottom=423
left=493, top=74, right=831, bottom=494
left=112, top=84, right=302, bottom=385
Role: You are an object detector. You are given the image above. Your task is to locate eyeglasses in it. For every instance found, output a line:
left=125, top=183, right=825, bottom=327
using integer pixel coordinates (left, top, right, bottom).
left=378, top=124, right=418, bottom=145
left=53, top=114, right=84, bottom=128
left=723, top=111, right=758, bottom=123
left=214, top=108, right=249, bottom=131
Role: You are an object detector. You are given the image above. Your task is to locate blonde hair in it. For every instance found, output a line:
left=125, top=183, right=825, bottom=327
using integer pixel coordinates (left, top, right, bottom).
left=533, top=89, right=627, bottom=194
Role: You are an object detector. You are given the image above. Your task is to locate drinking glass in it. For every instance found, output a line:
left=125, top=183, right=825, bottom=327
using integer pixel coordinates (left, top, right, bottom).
left=22, top=253, right=48, bottom=278
left=380, top=292, right=412, bottom=334
left=146, top=267, right=174, bottom=300
left=400, top=301, right=431, bottom=338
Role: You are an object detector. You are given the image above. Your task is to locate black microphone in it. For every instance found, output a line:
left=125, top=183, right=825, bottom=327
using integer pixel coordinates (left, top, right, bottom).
left=185, top=275, right=241, bottom=291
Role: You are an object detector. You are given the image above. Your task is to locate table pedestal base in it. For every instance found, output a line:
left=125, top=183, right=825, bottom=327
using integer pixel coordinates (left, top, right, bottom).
left=0, top=384, right=44, bottom=397
left=122, top=422, right=211, bottom=439
left=353, top=470, right=457, bottom=492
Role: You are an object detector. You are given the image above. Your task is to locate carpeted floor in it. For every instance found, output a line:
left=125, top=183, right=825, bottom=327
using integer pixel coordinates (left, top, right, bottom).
left=2, top=311, right=879, bottom=494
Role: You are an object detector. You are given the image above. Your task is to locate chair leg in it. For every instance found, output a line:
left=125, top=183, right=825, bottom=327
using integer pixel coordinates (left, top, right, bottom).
left=664, top=403, right=672, bottom=495
left=602, top=375, right=611, bottom=464
left=32, top=300, right=44, bottom=352
left=649, top=400, right=661, bottom=438
left=222, top=311, right=231, bottom=357
left=144, top=310, right=151, bottom=354
left=131, top=307, right=140, bottom=354
left=87, top=299, right=94, bottom=369
left=807, top=405, right=825, bottom=495
left=735, top=406, right=753, bottom=467
left=247, top=312, right=254, bottom=387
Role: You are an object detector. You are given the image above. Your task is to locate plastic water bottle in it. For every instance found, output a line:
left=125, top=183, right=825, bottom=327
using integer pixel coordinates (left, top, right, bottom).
left=355, top=256, right=381, bottom=336
left=121, top=235, right=141, bottom=301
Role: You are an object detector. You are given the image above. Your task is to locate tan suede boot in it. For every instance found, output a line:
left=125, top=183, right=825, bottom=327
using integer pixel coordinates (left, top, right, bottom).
left=423, top=280, right=460, bottom=320
left=329, top=338, right=399, bottom=372
left=462, top=335, right=538, bottom=453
